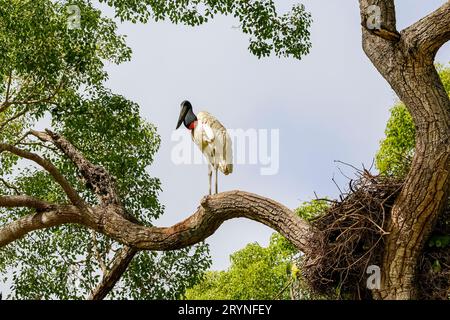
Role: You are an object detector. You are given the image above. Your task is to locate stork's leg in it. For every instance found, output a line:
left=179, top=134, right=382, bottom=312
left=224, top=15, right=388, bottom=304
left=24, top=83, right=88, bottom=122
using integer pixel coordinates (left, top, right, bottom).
left=215, top=166, right=218, bottom=194
left=208, top=165, right=212, bottom=195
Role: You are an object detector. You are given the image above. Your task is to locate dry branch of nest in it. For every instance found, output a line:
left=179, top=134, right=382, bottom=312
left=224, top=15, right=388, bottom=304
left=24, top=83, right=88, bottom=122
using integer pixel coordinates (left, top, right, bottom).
left=301, top=170, right=450, bottom=300
left=302, top=171, right=403, bottom=299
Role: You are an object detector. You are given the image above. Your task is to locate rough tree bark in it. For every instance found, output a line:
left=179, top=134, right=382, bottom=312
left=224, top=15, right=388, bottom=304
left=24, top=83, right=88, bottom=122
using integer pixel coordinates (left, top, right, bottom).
left=359, top=0, right=450, bottom=299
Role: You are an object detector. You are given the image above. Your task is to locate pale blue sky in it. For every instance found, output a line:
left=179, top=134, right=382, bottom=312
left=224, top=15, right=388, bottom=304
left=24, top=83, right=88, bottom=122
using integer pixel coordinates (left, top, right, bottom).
left=102, top=0, right=450, bottom=270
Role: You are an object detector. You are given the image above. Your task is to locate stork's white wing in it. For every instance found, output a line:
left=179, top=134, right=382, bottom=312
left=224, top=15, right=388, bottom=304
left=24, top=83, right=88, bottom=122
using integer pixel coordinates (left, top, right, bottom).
left=203, top=124, right=215, bottom=142
left=197, top=111, right=233, bottom=175
left=197, top=112, right=216, bottom=142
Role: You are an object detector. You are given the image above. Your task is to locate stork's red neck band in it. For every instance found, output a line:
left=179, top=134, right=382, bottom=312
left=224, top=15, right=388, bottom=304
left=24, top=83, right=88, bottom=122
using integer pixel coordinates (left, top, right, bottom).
left=188, top=121, right=197, bottom=130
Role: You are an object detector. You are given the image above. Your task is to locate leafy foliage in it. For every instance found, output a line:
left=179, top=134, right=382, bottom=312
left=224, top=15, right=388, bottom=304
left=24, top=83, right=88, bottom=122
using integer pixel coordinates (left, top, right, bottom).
left=376, top=64, right=450, bottom=176
left=116, top=246, right=211, bottom=299
left=185, top=233, right=296, bottom=300
left=295, top=199, right=329, bottom=222
left=99, top=0, right=312, bottom=59
left=375, top=102, right=415, bottom=176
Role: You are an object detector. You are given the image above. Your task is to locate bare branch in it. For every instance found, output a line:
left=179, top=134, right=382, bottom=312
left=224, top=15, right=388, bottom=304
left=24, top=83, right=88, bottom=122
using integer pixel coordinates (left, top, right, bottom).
left=0, top=143, right=85, bottom=207
left=1, top=130, right=313, bottom=278
left=402, top=2, right=450, bottom=56
left=0, top=195, right=52, bottom=210
left=89, top=246, right=138, bottom=300
left=0, top=190, right=313, bottom=255
left=31, top=130, right=122, bottom=207
left=0, top=204, right=84, bottom=247
left=97, top=191, right=313, bottom=254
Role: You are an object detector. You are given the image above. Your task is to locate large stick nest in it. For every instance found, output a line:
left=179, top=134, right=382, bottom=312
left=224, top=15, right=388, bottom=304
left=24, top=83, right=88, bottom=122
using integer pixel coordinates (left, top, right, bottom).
left=301, top=171, right=450, bottom=300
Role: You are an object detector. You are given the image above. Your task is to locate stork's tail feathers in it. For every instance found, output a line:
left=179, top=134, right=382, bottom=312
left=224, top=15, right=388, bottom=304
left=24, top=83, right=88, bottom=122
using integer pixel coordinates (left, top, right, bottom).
left=220, top=163, right=233, bottom=175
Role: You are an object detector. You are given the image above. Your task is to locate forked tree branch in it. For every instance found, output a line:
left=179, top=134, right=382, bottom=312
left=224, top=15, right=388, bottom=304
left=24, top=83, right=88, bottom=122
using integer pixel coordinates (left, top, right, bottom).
left=0, top=195, right=52, bottom=210
left=402, top=1, right=450, bottom=56
left=0, top=107, right=30, bottom=131
left=359, top=1, right=450, bottom=55
left=0, top=143, right=85, bottom=208
left=0, top=204, right=85, bottom=247
left=0, top=191, right=313, bottom=299
left=0, top=178, right=21, bottom=195
left=31, top=130, right=122, bottom=207
left=359, top=0, right=400, bottom=42
left=7, top=79, right=65, bottom=107
left=0, top=78, right=65, bottom=118
left=357, top=1, right=450, bottom=299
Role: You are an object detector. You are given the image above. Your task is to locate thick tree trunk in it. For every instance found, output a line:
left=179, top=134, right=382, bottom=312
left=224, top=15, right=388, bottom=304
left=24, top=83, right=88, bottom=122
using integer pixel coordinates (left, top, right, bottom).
left=359, top=0, right=450, bottom=299
left=380, top=60, right=450, bottom=299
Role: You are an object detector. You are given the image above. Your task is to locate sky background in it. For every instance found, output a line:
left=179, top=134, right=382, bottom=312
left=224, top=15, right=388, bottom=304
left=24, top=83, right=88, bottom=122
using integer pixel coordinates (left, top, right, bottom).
left=100, top=0, right=450, bottom=270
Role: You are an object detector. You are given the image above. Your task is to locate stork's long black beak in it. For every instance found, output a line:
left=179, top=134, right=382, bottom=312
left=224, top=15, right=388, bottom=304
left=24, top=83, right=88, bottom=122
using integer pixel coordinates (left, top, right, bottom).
left=176, top=104, right=189, bottom=129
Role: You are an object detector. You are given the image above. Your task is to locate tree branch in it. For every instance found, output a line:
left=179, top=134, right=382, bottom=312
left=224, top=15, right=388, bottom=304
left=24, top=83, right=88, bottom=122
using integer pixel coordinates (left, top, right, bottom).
left=0, top=204, right=84, bottom=247
left=31, top=130, right=122, bottom=207
left=0, top=72, right=13, bottom=114
left=402, top=1, right=450, bottom=56
left=7, top=79, right=65, bottom=107
left=97, top=191, right=313, bottom=254
left=358, top=1, right=402, bottom=82
left=91, top=230, right=108, bottom=274
left=0, top=195, right=52, bottom=210
left=0, top=143, right=85, bottom=208
left=89, top=246, right=138, bottom=300
left=0, top=191, right=313, bottom=254
left=4, top=71, right=13, bottom=104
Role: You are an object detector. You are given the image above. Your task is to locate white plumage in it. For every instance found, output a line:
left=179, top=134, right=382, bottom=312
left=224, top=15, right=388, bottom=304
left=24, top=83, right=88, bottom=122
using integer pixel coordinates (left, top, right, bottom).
left=193, top=112, right=233, bottom=173
left=192, top=111, right=233, bottom=194
left=176, top=100, right=233, bottom=195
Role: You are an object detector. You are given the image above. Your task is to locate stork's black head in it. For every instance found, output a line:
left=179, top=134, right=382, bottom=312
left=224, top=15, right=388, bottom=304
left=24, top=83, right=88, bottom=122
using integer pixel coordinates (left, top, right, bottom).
left=176, top=100, right=197, bottom=129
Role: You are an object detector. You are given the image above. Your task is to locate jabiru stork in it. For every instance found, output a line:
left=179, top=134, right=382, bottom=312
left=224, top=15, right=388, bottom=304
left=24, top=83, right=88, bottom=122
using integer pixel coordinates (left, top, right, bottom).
left=176, top=100, right=233, bottom=195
